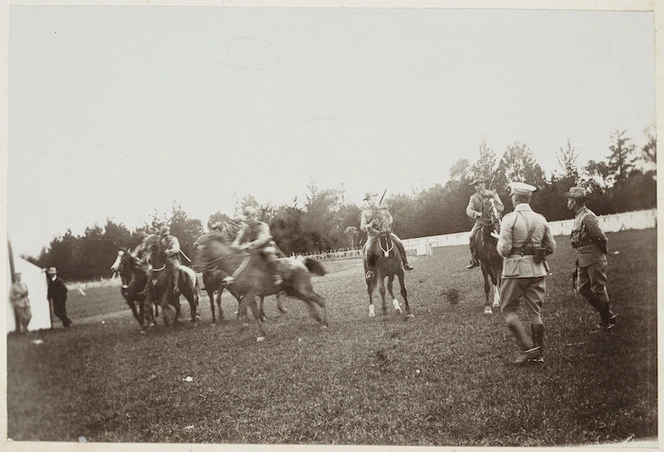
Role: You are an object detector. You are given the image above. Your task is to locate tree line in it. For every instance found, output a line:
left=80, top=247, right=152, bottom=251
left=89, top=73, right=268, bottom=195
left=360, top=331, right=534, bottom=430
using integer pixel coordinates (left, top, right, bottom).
left=26, top=128, right=656, bottom=281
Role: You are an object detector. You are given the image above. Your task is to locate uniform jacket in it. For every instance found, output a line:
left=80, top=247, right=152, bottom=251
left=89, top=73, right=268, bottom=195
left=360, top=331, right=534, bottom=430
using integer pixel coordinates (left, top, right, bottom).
left=467, top=191, right=504, bottom=227
left=233, top=220, right=272, bottom=250
left=161, top=235, right=181, bottom=264
left=571, top=206, right=608, bottom=268
left=360, top=207, right=392, bottom=237
left=47, top=277, right=68, bottom=302
left=497, top=203, right=556, bottom=278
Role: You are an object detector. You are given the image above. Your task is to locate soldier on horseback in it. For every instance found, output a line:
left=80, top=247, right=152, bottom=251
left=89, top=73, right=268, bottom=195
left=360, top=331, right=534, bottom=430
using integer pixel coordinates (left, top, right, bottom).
left=466, top=176, right=504, bottom=269
left=360, top=192, right=413, bottom=279
left=158, top=226, right=182, bottom=294
left=232, top=206, right=283, bottom=286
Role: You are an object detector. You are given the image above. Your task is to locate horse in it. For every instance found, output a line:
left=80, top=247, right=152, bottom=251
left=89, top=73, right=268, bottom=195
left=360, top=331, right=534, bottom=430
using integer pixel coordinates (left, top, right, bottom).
left=110, top=249, right=157, bottom=329
left=362, top=210, right=413, bottom=318
left=474, top=195, right=503, bottom=314
left=192, top=231, right=327, bottom=341
left=143, top=236, right=200, bottom=327
left=202, top=265, right=287, bottom=323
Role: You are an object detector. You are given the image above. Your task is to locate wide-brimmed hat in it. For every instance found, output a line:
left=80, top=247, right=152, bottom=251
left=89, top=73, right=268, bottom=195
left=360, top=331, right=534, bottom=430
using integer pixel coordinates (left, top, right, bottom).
left=242, top=205, right=258, bottom=217
left=363, top=192, right=378, bottom=201
left=509, top=181, right=537, bottom=195
left=565, top=186, right=589, bottom=199
left=47, top=267, right=57, bottom=275
left=159, top=225, right=170, bottom=235
left=469, top=176, right=489, bottom=186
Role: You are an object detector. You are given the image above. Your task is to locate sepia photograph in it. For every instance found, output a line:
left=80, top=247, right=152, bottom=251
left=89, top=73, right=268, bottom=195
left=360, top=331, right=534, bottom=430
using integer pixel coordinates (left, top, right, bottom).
left=2, top=1, right=659, bottom=449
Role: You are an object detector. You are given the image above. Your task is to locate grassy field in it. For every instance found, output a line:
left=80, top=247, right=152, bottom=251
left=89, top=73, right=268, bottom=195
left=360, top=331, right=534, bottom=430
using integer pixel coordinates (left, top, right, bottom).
left=6, top=229, right=657, bottom=446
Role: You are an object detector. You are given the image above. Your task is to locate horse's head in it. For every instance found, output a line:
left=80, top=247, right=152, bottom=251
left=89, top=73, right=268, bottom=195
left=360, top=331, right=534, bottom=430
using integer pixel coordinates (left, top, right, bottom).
left=111, top=250, right=135, bottom=288
left=481, top=197, right=502, bottom=235
left=373, top=208, right=393, bottom=237
left=192, top=233, right=230, bottom=272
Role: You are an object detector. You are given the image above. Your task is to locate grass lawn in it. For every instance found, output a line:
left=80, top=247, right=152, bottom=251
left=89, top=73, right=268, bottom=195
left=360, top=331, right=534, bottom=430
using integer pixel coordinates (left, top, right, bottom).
left=6, top=228, right=657, bottom=446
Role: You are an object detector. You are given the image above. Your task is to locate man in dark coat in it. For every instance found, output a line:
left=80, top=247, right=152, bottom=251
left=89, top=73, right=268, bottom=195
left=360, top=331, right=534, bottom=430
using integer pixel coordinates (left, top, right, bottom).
left=46, top=267, right=73, bottom=328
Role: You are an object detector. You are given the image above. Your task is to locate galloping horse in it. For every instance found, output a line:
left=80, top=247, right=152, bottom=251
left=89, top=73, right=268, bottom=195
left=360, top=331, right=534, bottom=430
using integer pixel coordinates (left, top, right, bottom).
left=362, top=209, right=413, bottom=318
left=111, top=249, right=153, bottom=328
left=202, top=265, right=287, bottom=324
left=475, top=195, right=503, bottom=314
left=193, top=232, right=327, bottom=341
left=143, top=235, right=200, bottom=327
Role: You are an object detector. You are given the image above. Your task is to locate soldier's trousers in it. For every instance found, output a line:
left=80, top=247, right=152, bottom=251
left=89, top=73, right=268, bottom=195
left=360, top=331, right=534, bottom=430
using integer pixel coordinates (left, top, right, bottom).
left=578, top=263, right=613, bottom=322
left=500, top=277, right=546, bottom=351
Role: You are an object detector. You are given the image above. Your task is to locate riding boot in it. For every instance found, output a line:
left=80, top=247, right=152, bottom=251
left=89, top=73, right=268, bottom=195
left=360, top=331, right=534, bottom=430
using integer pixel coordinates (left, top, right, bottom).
left=467, top=238, right=479, bottom=269
left=392, top=237, right=414, bottom=271
left=172, top=267, right=180, bottom=295
left=531, top=324, right=545, bottom=363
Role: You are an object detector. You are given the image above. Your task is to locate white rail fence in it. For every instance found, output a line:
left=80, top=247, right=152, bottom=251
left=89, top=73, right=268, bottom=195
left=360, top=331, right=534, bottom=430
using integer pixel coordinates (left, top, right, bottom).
left=305, top=208, right=657, bottom=260
left=68, top=209, right=656, bottom=288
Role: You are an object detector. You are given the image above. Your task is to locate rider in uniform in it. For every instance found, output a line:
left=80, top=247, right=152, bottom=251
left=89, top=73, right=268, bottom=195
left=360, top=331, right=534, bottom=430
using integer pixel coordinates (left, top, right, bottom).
left=232, top=206, right=283, bottom=286
left=497, top=182, right=556, bottom=364
left=158, top=226, right=182, bottom=294
left=566, top=186, right=617, bottom=332
left=466, top=176, right=504, bottom=269
left=360, top=192, right=413, bottom=280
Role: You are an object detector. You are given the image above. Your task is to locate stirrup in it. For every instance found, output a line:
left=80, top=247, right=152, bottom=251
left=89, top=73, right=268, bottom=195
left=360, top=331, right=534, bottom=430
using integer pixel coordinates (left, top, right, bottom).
left=365, top=270, right=375, bottom=280
left=222, top=276, right=235, bottom=286
left=404, top=263, right=413, bottom=271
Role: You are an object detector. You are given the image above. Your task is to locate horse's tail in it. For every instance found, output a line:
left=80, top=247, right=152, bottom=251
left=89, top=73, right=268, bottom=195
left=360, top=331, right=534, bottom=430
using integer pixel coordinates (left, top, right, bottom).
left=301, top=257, right=327, bottom=276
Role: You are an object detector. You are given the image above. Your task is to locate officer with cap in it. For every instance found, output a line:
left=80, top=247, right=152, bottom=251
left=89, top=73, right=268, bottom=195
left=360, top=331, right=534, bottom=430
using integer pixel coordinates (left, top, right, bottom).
left=566, top=186, right=617, bottom=332
left=360, top=192, right=413, bottom=279
left=497, top=182, right=556, bottom=364
left=466, top=175, right=504, bottom=268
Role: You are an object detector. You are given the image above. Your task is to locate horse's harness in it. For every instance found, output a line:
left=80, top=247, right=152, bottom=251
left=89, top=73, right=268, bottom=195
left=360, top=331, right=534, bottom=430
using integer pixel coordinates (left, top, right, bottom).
left=375, top=218, right=394, bottom=258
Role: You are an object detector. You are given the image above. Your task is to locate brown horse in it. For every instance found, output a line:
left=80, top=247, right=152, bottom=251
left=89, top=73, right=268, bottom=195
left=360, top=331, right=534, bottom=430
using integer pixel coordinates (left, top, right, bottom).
left=202, top=266, right=287, bottom=323
left=111, top=249, right=154, bottom=328
left=193, top=232, right=327, bottom=341
left=474, top=196, right=503, bottom=314
left=143, top=236, right=200, bottom=327
left=363, top=210, right=413, bottom=318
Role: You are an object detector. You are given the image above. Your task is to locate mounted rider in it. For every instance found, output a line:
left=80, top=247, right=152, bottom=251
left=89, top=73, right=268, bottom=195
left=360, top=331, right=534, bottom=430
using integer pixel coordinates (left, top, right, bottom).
left=466, top=175, right=504, bottom=269
left=232, top=206, right=283, bottom=286
left=157, top=225, right=182, bottom=294
left=360, top=192, right=413, bottom=279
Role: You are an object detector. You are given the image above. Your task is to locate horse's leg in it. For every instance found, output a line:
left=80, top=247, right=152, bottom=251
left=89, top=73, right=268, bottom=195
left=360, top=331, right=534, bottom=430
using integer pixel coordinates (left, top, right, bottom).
left=387, top=274, right=402, bottom=314
left=492, top=271, right=502, bottom=309
left=365, top=259, right=375, bottom=317
left=216, top=286, right=224, bottom=322
left=259, top=296, right=268, bottom=322
left=481, top=266, right=492, bottom=315
left=206, top=284, right=216, bottom=323
left=397, top=269, right=413, bottom=317
left=239, top=289, right=266, bottom=341
left=276, top=294, right=287, bottom=314
left=378, top=273, right=388, bottom=315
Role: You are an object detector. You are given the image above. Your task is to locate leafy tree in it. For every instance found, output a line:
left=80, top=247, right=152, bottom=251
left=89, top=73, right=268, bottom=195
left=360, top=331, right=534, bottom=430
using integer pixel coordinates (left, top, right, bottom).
left=555, top=137, right=580, bottom=182
left=495, top=142, right=547, bottom=194
left=168, top=205, right=204, bottom=263
left=471, top=139, right=497, bottom=179
left=607, top=129, right=636, bottom=186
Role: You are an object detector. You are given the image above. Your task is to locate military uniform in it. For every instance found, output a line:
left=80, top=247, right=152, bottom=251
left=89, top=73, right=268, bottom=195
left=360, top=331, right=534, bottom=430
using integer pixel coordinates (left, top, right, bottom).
left=466, top=176, right=504, bottom=268
left=232, top=208, right=282, bottom=285
left=497, top=182, right=556, bottom=364
left=360, top=193, right=412, bottom=277
left=567, top=187, right=616, bottom=330
left=155, top=228, right=181, bottom=294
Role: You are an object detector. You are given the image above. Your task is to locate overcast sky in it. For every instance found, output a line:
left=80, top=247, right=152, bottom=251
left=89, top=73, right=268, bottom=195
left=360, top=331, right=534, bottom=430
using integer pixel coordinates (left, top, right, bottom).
left=7, top=5, right=656, bottom=256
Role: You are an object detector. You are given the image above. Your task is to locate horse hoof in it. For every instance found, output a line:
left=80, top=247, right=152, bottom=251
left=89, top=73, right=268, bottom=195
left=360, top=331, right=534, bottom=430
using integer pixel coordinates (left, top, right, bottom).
left=484, top=307, right=493, bottom=315
left=492, top=302, right=500, bottom=309
left=405, top=313, right=415, bottom=320
left=369, top=312, right=375, bottom=317
left=256, top=336, right=265, bottom=342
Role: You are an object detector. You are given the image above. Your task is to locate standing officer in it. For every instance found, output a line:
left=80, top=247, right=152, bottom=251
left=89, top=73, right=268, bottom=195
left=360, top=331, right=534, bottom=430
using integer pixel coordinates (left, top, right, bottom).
left=566, top=186, right=617, bottom=332
left=497, top=182, right=556, bottom=364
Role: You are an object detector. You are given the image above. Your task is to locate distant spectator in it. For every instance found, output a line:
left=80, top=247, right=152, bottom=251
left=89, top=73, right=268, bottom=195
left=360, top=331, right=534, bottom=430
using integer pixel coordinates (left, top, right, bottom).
left=9, top=273, right=32, bottom=334
left=46, top=267, right=73, bottom=328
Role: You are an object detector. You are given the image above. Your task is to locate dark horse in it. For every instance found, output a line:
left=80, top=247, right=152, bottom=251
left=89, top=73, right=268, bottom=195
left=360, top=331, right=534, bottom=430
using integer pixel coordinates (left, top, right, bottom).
left=193, top=232, right=327, bottom=341
left=111, top=249, right=155, bottom=328
left=202, top=266, right=286, bottom=323
left=362, top=210, right=413, bottom=318
left=474, top=195, right=503, bottom=314
left=143, top=236, right=200, bottom=327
